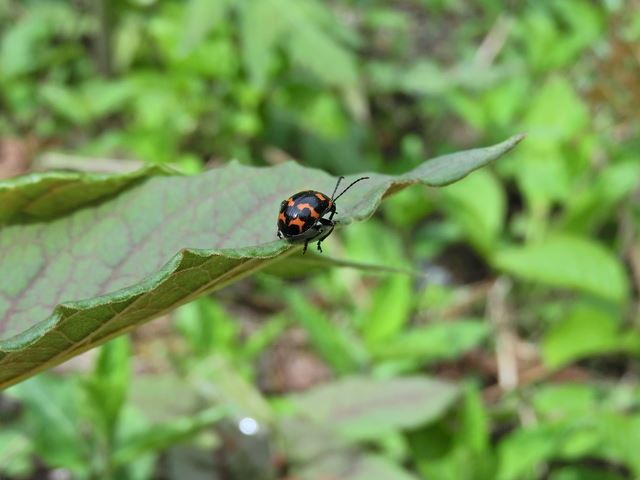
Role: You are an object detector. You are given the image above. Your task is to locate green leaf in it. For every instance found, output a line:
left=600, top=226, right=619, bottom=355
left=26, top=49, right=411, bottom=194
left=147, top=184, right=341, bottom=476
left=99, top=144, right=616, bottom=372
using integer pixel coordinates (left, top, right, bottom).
left=7, top=375, right=89, bottom=472
left=291, top=376, right=459, bottom=440
left=493, top=235, right=628, bottom=302
left=0, top=164, right=170, bottom=224
left=284, top=0, right=359, bottom=87
left=0, top=135, right=523, bottom=389
left=542, top=304, right=630, bottom=368
left=372, top=320, right=490, bottom=362
left=241, top=0, right=287, bottom=87
left=83, top=336, right=132, bottom=439
left=174, top=298, right=238, bottom=356
left=497, top=424, right=566, bottom=480
left=180, top=0, right=230, bottom=54
left=562, top=160, right=640, bottom=233
left=440, top=170, right=505, bottom=253
left=113, top=406, right=226, bottom=467
left=362, top=275, right=413, bottom=346
left=298, top=453, right=419, bottom=480
left=192, top=356, right=273, bottom=424
left=497, top=414, right=640, bottom=480
left=549, top=467, right=627, bottom=480
left=0, top=429, right=33, bottom=477
left=287, top=290, right=362, bottom=374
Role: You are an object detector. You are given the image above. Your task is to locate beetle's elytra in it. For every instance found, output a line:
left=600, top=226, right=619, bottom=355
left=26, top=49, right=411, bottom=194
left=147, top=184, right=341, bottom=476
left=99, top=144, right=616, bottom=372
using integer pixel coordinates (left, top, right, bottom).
left=277, top=176, right=369, bottom=254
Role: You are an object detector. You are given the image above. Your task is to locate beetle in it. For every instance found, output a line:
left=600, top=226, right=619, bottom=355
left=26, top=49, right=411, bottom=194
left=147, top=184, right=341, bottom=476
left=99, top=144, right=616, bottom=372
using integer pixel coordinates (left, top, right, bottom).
left=277, top=176, right=369, bottom=254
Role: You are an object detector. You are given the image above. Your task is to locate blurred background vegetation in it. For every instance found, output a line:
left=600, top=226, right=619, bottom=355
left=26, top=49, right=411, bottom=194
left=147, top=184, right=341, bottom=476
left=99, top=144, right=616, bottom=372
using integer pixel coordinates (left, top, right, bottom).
left=1, top=0, right=640, bottom=478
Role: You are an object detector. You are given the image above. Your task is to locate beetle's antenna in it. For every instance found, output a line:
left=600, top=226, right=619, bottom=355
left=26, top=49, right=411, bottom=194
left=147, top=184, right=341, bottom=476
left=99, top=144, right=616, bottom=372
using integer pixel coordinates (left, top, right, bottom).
left=332, top=176, right=369, bottom=202
left=330, top=176, right=345, bottom=200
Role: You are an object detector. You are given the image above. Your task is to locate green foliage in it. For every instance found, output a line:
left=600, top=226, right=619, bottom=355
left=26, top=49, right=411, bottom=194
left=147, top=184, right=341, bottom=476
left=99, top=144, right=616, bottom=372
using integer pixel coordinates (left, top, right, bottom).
left=372, top=320, right=490, bottom=362
left=292, top=376, right=459, bottom=441
left=493, top=235, right=629, bottom=302
left=542, top=303, right=640, bottom=369
left=4, top=348, right=225, bottom=480
left=0, top=136, right=520, bottom=389
left=1, top=0, right=639, bottom=477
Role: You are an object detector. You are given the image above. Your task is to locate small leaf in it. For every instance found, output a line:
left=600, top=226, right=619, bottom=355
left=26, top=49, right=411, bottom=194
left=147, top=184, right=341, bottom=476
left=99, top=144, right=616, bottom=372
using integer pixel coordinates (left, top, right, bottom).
left=7, top=376, right=88, bottom=471
left=0, top=135, right=523, bottom=389
left=542, top=304, right=626, bottom=368
left=179, top=0, right=230, bottom=54
left=372, top=320, right=490, bottom=362
left=292, top=376, right=459, bottom=440
left=287, top=291, right=362, bottom=374
left=84, top=336, right=131, bottom=438
left=549, top=466, right=627, bottom=480
left=241, top=0, right=287, bottom=87
left=493, top=235, right=628, bottom=302
left=497, top=424, right=565, bottom=480
left=362, top=275, right=413, bottom=346
left=0, top=429, right=33, bottom=477
left=298, top=453, right=419, bottom=480
left=113, top=406, right=226, bottom=467
left=440, top=170, right=505, bottom=253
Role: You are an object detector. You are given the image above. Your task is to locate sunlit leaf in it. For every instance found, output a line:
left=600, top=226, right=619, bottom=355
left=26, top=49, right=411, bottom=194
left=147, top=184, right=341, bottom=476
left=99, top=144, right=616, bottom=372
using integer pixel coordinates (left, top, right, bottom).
left=298, top=453, right=419, bottom=480
left=0, top=135, right=523, bottom=389
left=542, top=304, right=633, bottom=368
left=493, top=235, right=628, bottom=302
left=292, top=376, right=459, bottom=440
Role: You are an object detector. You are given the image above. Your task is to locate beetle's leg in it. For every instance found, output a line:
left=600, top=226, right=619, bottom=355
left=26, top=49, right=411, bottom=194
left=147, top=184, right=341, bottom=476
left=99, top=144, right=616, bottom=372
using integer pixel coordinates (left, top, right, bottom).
left=302, top=240, right=309, bottom=254
left=277, top=230, right=282, bottom=239
left=327, top=204, right=337, bottom=221
left=317, top=219, right=334, bottom=241
left=314, top=219, right=334, bottom=254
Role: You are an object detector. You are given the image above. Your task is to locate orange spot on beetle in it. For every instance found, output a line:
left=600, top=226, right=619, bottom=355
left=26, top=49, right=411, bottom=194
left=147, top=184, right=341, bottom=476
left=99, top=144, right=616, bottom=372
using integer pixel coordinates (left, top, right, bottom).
left=288, top=217, right=306, bottom=233
left=278, top=212, right=286, bottom=223
left=315, top=193, right=326, bottom=201
left=287, top=198, right=294, bottom=206
left=296, top=202, right=320, bottom=218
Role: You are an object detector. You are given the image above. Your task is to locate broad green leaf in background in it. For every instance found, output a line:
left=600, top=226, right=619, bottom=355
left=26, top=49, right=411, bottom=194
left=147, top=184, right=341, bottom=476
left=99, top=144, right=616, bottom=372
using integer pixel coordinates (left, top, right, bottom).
left=287, top=290, right=363, bottom=374
left=180, top=0, right=230, bottom=54
left=0, top=135, right=523, bottom=389
left=239, top=0, right=358, bottom=88
left=440, top=169, right=505, bottom=254
left=84, top=336, right=131, bottom=442
left=281, top=408, right=418, bottom=478
left=7, top=376, right=88, bottom=472
left=241, top=0, right=288, bottom=87
left=493, top=235, right=628, bottom=302
left=497, top=423, right=573, bottom=480
left=174, top=297, right=239, bottom=357
left=549, top=467, right=627, bottom=480
left=292, top=376, right=459, bottom=440
left=298, top=453, right=419, bottom=480
left=542, top=304, right=640, bottom=369
left=112, top=406, right=226, bottom=467
left=362, top=275, right=413, bottom=346
left=372, top=320, right=490, bottom=363
left=0, top=429, right=32, bottom=477
left=407, top=384, right=496, bottom=480
left=562, top=160, right=640, bottom=233
left=497, top=413, right=640, bottom=480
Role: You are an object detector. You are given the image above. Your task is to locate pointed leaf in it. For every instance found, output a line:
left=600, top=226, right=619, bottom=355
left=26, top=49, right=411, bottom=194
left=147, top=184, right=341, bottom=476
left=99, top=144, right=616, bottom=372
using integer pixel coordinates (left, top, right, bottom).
left=291, top=376, right=460, bottom=440
left=493, top=235, right=628, bottom=302
left=0, top=135, right=523, bottom=388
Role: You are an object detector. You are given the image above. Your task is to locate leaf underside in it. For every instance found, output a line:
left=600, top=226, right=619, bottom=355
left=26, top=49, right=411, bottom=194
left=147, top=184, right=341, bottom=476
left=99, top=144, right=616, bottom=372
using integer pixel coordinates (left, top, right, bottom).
left=0, top=134, right=523, bottom=389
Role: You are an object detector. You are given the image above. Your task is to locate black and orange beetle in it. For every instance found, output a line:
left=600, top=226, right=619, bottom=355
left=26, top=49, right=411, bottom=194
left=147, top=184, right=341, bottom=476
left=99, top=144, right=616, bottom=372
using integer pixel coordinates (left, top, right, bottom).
left=277, top=176, right=369, bottom=254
